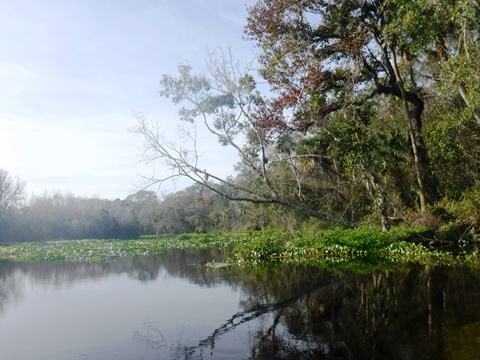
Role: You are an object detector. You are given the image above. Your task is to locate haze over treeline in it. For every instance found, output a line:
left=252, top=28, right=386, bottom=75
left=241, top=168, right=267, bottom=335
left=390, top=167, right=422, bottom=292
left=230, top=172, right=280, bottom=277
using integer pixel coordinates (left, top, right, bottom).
left=0, top=169, right=291, bottom=243
left=2, top=0, right=480, bottom=242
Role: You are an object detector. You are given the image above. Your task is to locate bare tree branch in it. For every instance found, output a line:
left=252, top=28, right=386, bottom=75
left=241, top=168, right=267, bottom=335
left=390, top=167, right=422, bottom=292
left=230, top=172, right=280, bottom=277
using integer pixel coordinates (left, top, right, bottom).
left=134, top=50, right=356, bottom=228
left=0, top=170, right=25, bottom=210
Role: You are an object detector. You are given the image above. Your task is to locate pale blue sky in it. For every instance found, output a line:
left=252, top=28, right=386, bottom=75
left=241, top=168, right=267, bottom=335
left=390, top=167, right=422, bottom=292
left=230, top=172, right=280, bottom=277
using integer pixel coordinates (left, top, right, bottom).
left=0, top=0, right=257, bottom=199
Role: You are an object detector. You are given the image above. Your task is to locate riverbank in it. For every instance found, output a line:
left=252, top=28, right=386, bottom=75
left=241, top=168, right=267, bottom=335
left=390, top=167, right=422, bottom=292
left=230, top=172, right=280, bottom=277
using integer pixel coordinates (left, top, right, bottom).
left=0, top=226, right=478, bottom=272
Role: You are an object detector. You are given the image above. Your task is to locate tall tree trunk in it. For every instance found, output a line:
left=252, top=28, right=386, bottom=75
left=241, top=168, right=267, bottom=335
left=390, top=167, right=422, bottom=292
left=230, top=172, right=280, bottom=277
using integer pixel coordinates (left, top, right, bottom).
left=390, top=46, right=427, bottom=212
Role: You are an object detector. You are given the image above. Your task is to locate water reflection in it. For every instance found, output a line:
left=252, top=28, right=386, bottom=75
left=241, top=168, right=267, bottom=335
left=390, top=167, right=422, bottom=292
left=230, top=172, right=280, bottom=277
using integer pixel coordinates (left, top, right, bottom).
left=237, top=264, right=480, bottom=360
left=1, top=249, right=480, bottom=359
left=0, top=248, right=229, bottom=317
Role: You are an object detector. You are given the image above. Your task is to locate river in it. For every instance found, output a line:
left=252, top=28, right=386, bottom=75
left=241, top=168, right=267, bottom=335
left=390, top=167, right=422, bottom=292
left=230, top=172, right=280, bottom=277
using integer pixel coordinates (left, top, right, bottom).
left=1, top=248, right=479, bottom=359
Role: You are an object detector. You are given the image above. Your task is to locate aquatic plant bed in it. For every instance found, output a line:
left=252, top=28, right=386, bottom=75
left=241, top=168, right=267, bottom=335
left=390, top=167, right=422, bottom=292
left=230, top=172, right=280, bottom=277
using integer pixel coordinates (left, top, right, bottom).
left=0, top=233, right=240, bottom=263
left=0, top=227, right=478, bottom=271
left=230, top=227, right=480, bottom=272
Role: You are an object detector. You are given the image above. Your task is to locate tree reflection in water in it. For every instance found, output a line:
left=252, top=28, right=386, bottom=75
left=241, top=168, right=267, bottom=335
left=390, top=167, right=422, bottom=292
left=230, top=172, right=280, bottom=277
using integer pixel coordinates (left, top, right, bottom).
left=2, top=250, right=480, bottom=359
left=178, top=262, right=480, bottom=360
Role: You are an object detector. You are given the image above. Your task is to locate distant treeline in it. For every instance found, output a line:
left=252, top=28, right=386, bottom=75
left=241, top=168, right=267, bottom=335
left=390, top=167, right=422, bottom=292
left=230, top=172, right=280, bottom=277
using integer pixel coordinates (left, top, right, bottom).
left=0, top=179, right=157, bottom=242
left=0, top=169, right=298, bottom=242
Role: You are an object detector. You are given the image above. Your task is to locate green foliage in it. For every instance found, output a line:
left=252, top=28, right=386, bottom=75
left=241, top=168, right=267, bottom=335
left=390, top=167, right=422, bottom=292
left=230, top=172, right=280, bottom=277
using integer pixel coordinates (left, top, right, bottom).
left=435, top=223, right=467, bottom=242
left=231, top=228, right=291, bottom=261
left=229, top=226, right=460, bottom=272
left=244, top=0, right=480, bottom=219
left=0, top=239, right=157, bottom=263
left=160, top=64, right=211, bottom=108
left=0, top=232, right=243, bottom=263
left=445, top=183, right=480, bottom=223
left=425, top=120, right=464, bottom=164
left=3, top=227, right=480, bottom=275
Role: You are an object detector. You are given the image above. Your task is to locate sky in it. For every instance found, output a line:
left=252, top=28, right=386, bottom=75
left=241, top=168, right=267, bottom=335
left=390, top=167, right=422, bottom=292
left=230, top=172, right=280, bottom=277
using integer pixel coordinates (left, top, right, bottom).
left=0, top=0, right=258, bottom=200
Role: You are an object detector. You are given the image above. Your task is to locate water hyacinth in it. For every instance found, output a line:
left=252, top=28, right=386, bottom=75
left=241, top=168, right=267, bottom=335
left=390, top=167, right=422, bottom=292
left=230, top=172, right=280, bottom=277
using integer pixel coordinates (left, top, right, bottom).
left=0, top=233, right=243, bottom=263
left=230, top=227, right=479, bottom=273
left=0, top=227, right=478, bottom=273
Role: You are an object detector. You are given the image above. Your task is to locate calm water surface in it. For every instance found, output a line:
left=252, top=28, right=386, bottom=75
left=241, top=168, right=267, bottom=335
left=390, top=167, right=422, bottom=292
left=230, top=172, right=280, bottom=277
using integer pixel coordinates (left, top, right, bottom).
left=1, top=248, right=480, bottom=359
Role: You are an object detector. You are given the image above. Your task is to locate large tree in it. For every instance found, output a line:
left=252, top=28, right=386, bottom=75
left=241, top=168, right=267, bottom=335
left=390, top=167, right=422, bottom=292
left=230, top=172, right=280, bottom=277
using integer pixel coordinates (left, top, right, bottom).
left=245, top=0, right=480, bottom=212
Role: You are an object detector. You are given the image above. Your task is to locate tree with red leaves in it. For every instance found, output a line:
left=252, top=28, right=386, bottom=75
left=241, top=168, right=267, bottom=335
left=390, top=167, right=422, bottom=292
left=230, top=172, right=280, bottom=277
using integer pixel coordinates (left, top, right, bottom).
left=245, top=0, right=457, bottom=213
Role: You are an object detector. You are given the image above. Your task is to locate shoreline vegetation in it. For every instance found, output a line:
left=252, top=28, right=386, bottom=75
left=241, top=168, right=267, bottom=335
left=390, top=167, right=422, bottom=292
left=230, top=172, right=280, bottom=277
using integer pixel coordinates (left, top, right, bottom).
left=0, top=225, right=478, bottom=273
left=2, top=2, right=480, bottom=276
